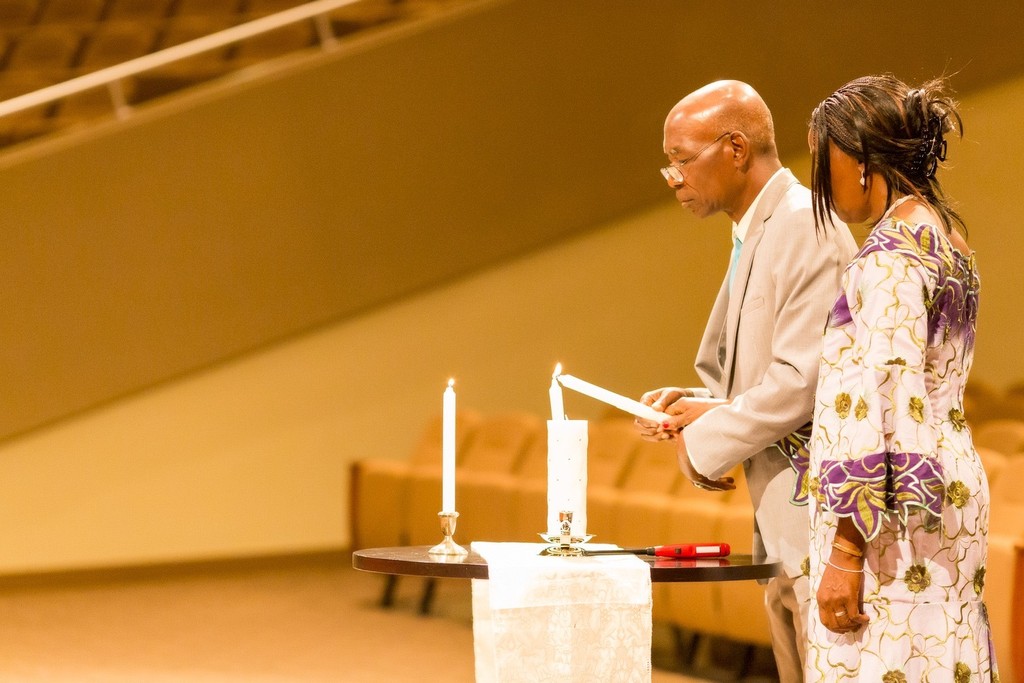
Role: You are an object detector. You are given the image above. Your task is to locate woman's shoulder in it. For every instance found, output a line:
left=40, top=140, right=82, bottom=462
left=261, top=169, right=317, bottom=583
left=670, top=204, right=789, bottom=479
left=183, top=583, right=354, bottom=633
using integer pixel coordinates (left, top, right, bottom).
left=857, top=217, right=976, bottom=291
left=864, top=217, right=955, bottom=261
left=889, top=198, right=972, bottom=255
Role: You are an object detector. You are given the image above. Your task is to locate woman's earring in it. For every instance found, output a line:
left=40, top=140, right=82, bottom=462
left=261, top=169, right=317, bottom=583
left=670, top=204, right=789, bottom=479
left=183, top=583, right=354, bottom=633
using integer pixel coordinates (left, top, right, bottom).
left=859, top=172, right=866, bottom=188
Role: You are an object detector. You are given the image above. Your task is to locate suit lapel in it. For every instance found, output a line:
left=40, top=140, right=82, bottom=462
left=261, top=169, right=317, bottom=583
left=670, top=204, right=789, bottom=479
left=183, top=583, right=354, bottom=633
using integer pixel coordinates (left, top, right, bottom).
left=720, top=169, right=799, bottom=394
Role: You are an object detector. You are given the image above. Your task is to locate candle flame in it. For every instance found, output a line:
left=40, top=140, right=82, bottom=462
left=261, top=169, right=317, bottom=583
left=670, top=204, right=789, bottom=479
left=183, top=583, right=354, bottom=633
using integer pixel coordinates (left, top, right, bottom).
left=553, top=362, right=562, bottom=378
left=447, top=378, right=455, bottom=388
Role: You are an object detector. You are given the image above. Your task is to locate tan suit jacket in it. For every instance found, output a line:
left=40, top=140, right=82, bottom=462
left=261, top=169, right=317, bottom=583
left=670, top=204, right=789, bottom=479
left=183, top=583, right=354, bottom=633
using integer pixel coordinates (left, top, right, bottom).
left=686, top=168, right=856, bottom=578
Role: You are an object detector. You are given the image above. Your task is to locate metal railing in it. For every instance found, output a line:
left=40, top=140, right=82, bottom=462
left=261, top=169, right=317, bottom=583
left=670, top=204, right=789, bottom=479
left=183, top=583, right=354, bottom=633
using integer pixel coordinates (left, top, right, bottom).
left=0, top=0, right=367, bottom=120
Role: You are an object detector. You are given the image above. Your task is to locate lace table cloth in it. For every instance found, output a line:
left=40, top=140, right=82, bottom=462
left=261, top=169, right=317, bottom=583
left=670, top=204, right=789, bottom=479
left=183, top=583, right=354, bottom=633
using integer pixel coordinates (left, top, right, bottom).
left=471, top=542, right=652, bottom=683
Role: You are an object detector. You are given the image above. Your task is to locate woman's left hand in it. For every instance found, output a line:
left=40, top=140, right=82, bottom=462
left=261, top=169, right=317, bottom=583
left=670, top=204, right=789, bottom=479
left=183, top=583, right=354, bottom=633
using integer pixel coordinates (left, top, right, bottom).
left=817, top=553, right=870, bottom=634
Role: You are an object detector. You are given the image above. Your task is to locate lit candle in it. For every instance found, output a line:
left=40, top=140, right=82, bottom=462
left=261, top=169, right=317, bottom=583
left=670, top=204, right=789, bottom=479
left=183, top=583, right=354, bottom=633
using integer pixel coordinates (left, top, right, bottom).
left=549, top=362, right=565, bottom=420
left=442, top=378, right=456, bottom=512
left=558, top=373, right=668, bottom=422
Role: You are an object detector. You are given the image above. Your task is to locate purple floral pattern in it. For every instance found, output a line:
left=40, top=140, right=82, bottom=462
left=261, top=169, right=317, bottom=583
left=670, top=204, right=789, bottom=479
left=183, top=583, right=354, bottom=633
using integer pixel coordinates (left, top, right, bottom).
left=805, top=216, right=996, bottom=681
left=817, top=451, right=944, bottom=539
left=856, top=220, right=980, bottom=351
left=774, top=421, right=812, bottom=504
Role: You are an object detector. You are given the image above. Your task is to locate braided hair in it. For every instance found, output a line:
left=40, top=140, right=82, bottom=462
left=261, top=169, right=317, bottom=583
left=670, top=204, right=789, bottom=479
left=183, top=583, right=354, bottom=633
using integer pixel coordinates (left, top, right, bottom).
left=810, top=74, right=965, bottom=236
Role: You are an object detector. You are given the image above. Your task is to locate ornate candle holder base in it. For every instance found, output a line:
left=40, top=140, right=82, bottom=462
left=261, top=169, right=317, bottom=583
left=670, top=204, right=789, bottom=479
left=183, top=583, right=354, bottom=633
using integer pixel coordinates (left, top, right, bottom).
left=538, top=532, right=594, bottom=556
left=428, top=511, right=468, bottom=557
left=538, top=510, right=592, bottom=556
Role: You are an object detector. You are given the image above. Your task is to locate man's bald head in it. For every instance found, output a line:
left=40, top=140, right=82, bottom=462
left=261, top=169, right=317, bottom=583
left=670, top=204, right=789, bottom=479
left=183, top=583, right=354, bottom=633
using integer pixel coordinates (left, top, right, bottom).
left=661, top=80, right=783, bottom=222
left=665, top=80, right=778, bottom=158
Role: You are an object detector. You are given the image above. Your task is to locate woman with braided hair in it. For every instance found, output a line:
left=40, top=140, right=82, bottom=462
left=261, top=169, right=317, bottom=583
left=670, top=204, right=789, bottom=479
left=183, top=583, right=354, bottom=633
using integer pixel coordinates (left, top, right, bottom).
left=804, top=74, right=997, bottom=681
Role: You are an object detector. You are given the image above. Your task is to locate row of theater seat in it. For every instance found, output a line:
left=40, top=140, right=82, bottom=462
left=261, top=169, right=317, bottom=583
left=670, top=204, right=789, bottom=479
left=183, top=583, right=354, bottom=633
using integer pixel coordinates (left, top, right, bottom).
left=974, top=416, right=1024, bottom=682
left=0, top=0, right=444, bottom=147
left=349, top=408, right=1024, bottom=677
left=964, top=379, right=1024, bottom=425
left=352, top=410, right=782, bottom=665
left=0, top=0, right=408, bottom=28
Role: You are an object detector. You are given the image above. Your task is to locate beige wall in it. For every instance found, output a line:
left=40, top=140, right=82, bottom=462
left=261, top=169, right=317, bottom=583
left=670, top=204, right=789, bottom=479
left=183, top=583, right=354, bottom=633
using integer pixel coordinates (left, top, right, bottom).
left=0, top=76, right=1021, bottom=575
left=941, top=76, right=1024, bottom=385
left=0, top=198, right=722, bottom=573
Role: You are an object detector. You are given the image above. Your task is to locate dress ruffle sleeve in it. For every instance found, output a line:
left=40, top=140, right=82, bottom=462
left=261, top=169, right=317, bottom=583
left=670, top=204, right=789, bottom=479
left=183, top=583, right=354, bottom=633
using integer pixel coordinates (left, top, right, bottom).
left=813, top=235, right=945, bottom=541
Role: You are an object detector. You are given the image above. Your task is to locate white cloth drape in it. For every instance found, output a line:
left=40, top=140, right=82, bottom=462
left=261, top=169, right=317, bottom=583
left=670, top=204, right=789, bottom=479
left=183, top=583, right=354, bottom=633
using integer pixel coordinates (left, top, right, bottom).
left=472, top=542, right=652, bottom=683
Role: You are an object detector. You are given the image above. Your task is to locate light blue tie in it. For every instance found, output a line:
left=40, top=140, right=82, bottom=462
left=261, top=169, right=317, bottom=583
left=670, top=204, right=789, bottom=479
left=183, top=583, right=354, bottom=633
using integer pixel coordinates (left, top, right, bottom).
left=727, top=236, right=742, bottom=292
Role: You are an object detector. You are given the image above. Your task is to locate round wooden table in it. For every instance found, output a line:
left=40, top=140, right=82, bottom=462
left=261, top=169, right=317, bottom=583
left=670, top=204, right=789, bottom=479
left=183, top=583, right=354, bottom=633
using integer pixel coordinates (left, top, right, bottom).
left=353, top=545, right=783, bottom=582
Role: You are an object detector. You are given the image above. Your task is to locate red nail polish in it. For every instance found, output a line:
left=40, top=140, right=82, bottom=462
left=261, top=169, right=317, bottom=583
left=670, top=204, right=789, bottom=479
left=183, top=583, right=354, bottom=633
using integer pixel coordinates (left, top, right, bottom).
left=662, top=422, right=671, bottom=430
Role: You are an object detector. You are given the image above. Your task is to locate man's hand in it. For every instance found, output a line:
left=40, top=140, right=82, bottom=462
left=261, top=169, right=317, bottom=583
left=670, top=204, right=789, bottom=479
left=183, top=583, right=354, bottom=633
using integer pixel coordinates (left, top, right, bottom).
left=676, top=429, right=735, bottom=491
left=661, top=397, right=730, bottom=432
left=633, top=387, right=690, bottom=442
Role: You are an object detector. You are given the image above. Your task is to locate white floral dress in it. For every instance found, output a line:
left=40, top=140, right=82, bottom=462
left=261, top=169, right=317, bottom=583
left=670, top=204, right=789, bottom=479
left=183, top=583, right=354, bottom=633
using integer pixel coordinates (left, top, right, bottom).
left=804, top=215, right=997, bottom=681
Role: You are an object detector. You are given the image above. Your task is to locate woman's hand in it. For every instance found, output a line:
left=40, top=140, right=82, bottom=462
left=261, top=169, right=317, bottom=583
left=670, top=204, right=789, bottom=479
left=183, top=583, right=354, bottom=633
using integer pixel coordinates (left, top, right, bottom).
left=817, top=521, right=870, bottom=634
left=633, top=387, right=689, bottom=442
left=661, top=397, right=730, bottom=432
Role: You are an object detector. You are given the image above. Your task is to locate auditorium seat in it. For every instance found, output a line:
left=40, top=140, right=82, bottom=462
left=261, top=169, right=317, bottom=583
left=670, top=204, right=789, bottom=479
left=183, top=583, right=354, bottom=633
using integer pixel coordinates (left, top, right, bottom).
left=974, top=418, right=1024, bottom=455
left=990, top=458, right=1024, bottom=538
left=509, top=417, right=640, bottom=543
left=660, top=467, right=744, bottom=653
left=0, top=69, right=64, bottom=144
left=229, top=20, right=317, bottom=70
left=713, top=473, right=772, bottom=650
left=0, top=0, right=39, bottom=29
left=348, top=408, right=481, bottom=550
left=102, top=0, right=172, bottom=20
left=243, top=0, right=307, bottom=17
left=403, top=411, right=542, bottom=615
left=0, top=68, right=57, bottom=100
left=131, top=14, right=238, bottom=101
left=0, top=0, right=465, bottom=151
left=594, top=438, right=683, bottom=625
left=508, top=434, right=555, bottom=542
left=579, top=417, right=643, bottom=539
left=985, top=535, right=1021, bottom=683
left=455, top=431, right=547, bottom=543
left=5, top=25, right=84, bottom=73
left=963, top=379, right=1003, bottom=427
left=437, top=411, right=543, bottom=545
left=347, top=408, right=785, bottom=647
left=172, top=0, right=243, bottom=18
left=54, top=78, right=137, bottom=122
left=329, top=0, right=403, bottom=36
left=35, top=0, right=105, bottom=26
left=1002, top=393, right=1024, bottom=422
left=977, top=446, right=1008, bottom=487
left=985, top=459, right=1024, bottom=683
left=592, top=437, right=682, bottom=545
left=76, top=19, right=158, bottom=70
left=56, top=19, right=154, bottom=119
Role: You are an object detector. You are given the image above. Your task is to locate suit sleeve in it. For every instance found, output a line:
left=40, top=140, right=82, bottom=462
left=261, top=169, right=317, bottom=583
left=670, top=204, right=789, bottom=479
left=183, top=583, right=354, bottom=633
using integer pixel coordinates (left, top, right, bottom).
left=686, top=207, right=848, bottom=480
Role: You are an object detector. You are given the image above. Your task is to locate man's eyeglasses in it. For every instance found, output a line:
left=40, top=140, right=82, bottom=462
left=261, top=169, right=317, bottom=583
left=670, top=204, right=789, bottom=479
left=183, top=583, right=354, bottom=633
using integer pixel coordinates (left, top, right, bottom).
left=660, top=132, right=731, bottom=184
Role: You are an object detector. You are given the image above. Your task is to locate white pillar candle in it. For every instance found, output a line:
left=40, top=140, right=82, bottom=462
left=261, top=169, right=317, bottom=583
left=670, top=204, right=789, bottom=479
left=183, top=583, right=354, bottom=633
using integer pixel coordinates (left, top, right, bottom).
left=558, top=373, right=668, bottom=422
left=546, top=419, right=588, bottom=538
left=549, top=362, right=565, bottom=421
left=442, top=378, right=456, bottom=512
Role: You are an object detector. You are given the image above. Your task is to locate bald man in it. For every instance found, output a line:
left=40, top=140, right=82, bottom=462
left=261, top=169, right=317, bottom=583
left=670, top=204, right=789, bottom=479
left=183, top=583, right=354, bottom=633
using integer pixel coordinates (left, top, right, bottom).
left=634, top=81, right=856, bottom=681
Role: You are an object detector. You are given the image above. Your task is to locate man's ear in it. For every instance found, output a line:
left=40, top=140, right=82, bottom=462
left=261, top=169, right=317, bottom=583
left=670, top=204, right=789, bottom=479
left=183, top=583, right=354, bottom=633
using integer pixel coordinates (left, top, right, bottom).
left=729, top=131, right=751, bottom=168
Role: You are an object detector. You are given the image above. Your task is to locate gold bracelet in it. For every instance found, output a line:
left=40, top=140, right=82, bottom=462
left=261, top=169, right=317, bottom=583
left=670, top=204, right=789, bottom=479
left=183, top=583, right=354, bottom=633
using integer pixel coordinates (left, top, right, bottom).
left=826, top=560, right=863, bottom=574
left=832, top=541, right=864, bottom=558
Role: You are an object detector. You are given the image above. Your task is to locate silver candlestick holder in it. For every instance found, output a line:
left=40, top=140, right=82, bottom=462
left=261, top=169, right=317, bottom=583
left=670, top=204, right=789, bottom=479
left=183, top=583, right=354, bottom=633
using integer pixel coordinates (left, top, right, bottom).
left=539, top=510, right=592, bottom=556
left=428, top=511, right=468, bottom=557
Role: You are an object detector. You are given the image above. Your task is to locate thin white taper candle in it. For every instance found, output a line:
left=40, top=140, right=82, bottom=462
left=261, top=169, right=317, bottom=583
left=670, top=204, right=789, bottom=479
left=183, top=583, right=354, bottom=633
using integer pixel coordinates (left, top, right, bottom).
left=442, top=378, right=456, bottom=512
